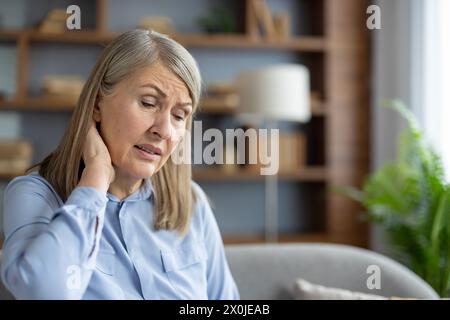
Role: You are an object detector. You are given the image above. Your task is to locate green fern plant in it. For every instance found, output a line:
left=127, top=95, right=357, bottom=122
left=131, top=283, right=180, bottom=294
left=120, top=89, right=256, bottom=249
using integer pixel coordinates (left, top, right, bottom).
left=344, top=100, right=450, bottom=297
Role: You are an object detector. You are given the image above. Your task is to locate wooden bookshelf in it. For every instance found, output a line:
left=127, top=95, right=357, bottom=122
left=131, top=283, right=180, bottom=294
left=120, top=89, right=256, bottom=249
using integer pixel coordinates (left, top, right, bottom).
left=1, top=29, right=328, bottom=52
left=0, top=96, right=77, bottom=110
left=0, top=29, right=111, bottom=43
left=0, top=29, right=23, bottom=40
left=0, top=0, right=370, bottom=247
left=173, top=34, right=327, bottom=52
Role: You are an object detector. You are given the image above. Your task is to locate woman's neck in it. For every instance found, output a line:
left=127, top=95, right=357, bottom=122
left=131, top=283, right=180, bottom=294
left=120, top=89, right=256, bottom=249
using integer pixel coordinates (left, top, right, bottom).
left=108, top=171, right=144, bottom=201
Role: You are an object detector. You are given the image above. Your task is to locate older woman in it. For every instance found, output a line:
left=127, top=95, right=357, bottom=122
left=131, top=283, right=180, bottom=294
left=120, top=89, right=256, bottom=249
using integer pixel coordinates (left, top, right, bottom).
left=0, top=29, right=239, bottom=300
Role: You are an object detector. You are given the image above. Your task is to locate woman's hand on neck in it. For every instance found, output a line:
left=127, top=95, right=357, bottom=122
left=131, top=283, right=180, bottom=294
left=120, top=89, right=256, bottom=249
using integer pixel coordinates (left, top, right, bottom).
left=79, top=120, right=115, bottom=193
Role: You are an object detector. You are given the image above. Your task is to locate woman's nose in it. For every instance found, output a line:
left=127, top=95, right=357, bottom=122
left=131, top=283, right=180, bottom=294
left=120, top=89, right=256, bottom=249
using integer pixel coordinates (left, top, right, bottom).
left=150, top=110, right=172, bottom=140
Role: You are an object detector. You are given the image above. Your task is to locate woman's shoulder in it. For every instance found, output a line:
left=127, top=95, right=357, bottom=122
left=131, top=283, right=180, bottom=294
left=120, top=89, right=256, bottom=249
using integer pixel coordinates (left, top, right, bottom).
left=2, top=172, right=64, bottom=241
left=190, top=180, right=210, bottom=208
left=190, top=180, right=215, bottom=221
left=5, top=171, right=63, bottom=207
left=7, top=171, right=51, bottom=191
left=189, top=180, right=224, bottom=243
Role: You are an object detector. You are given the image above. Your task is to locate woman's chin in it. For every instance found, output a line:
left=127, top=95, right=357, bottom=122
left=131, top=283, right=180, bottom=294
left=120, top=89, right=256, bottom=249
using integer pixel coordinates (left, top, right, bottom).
left=125, top=165, right=157, bottom=179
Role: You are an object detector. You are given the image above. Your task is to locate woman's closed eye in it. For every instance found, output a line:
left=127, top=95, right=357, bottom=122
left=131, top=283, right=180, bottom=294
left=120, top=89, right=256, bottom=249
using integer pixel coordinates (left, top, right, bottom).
left=173, top=110, right=186, bottom=121
left=141, top=100, right=156, bottom=108
left=141, top=100, right=186, bottom=122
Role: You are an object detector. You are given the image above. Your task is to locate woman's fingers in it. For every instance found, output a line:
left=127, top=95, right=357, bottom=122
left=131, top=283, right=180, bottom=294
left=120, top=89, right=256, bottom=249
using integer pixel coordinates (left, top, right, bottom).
left=83, top=121, right=109, bottom=162
left=81, top=121, right=115, bottom=189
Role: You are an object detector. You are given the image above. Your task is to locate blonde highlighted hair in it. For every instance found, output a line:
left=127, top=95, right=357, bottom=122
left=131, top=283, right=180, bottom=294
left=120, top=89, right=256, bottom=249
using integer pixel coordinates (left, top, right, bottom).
left=31, top=29, right=202, bottom=236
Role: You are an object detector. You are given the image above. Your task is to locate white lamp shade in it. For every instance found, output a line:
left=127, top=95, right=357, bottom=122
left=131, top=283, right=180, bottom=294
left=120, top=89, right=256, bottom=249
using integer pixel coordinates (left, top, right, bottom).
left=236, top=64, right=311, bottom=123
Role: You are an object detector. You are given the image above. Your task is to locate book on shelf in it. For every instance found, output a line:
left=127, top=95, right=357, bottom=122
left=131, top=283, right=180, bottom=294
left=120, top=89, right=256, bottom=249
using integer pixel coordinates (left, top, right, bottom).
left=249, top=0, right=293, bottom=40
left=37, top=9, right=67, bottom=34
left=273, top=12, right=291, bottom=40
left=200, top=83, right=239, bottom=113
left=138, top=16, right=177, bottom=36
left=243, top=131, right=306, bottom=175
left=200, top=95, right=239, bottom=112
left=249, top=0, right=276, bottom=40
left=42, top=75, right=85, bottom=104
left=0, top=140, right=33, bottom=176
left=278, top=132, right=306, bottom=174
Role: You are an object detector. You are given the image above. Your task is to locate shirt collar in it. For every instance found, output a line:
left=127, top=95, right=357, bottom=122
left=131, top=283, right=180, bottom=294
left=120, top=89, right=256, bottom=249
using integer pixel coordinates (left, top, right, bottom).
left=106, top=178, right=153, bottom=202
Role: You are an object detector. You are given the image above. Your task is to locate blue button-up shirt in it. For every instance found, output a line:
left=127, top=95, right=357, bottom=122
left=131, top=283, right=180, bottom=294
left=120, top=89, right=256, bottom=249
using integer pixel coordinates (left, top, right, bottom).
left=0, top=172, right=239, bottom=300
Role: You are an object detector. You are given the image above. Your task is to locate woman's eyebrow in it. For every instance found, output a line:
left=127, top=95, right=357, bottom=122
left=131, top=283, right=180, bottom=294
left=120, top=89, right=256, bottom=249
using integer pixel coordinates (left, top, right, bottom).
left=177, top=102, right=193, bottom=108
left=140, top=84, right=167, bottom=98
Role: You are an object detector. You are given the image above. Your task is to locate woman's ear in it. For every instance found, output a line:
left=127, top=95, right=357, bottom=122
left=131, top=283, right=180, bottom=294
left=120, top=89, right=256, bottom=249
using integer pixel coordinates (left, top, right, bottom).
left=93, top=96, right=102, bottom=122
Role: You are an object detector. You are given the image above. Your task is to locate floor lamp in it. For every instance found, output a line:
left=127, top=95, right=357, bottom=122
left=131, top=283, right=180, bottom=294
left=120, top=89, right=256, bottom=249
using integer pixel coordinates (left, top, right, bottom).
left=236, top=64, right=311, bottom=242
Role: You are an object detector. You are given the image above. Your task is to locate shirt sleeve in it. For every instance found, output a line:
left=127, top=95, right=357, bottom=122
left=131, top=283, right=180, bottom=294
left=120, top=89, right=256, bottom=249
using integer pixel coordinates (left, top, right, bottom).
left=0, top=175, right=108, bottom=300
left=193, top=183, right=240, bottom=300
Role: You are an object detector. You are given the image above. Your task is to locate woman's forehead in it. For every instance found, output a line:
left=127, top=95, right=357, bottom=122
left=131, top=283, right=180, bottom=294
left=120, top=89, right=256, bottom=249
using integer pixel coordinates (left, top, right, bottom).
left=130, top=64, right=189, bottom=94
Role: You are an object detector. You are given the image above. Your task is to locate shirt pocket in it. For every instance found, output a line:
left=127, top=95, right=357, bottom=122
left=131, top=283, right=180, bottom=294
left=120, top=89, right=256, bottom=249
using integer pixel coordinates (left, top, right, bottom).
left=160, top=240, right=208, bottom=297
left=95, top=241, right=116, bottom=276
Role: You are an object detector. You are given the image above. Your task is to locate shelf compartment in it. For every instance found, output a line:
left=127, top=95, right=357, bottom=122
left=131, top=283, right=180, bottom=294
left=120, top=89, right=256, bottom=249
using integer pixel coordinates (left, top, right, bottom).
left=176, top=34, right=328, bottom=52
left=0, top=29, right=23, bottom=40
left=223, top=232, right=329, bottom=244
left=193, top=166, right=327, bottom=182
left=1, top=29, right=328, bottom=52
left=28, top=30, right=113, bottom=44
left=0, top=96, right=328, bottom=116
left=0, top=96, right=77, bottom=111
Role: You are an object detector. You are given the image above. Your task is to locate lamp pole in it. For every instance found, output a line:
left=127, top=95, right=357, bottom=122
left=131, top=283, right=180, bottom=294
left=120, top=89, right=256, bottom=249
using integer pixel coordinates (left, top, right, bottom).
left=265, top=168, right=279, bottom=242
left=264, top=119, right=279, bottom=243
left=236, top=64, right=311, bottom=243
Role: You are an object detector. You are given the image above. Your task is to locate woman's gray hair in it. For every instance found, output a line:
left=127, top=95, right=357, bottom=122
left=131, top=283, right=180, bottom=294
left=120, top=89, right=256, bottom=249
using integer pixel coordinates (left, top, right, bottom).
left=101, top=29, right=202, bottom=109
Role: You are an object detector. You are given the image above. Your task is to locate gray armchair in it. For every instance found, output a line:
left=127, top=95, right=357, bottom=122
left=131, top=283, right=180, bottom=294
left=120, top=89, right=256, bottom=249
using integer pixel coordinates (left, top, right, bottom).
left=225, top=243, right=439, bottom=299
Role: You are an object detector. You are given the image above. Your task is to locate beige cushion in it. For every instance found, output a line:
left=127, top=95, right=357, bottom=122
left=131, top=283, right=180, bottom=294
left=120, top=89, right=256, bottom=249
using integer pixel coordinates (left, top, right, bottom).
left=292, top=278, right=387, bottom=300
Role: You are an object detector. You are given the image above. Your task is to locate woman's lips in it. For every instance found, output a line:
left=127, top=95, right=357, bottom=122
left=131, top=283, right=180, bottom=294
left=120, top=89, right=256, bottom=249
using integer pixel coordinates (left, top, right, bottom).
left=135, top=144, right=162, bottom=155
left=134, top=145, right=161, bottom=161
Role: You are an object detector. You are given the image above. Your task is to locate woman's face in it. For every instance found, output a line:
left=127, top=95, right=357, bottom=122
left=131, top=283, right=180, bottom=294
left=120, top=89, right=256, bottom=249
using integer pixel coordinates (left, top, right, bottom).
left=95, top=62, right=193, bottom=180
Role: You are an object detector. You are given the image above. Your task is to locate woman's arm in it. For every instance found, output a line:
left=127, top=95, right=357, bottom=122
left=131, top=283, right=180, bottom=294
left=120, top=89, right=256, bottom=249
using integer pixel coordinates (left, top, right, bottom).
left=0, top=178, right=107, bottom=299
left=0, top=121, right=114, bottom=299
